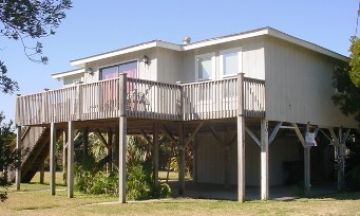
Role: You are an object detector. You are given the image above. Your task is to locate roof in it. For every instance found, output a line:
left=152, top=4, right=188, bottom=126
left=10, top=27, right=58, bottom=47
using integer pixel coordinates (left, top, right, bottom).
left=61, top=27, right=348, bottom=72
left=52, top=68, right=86, bottom=79
left=70, top=40, right=181, bottom=67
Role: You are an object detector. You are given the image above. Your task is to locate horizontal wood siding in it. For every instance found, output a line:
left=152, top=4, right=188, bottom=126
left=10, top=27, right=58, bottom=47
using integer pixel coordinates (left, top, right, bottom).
left=15, top=77, right=265, bottom=126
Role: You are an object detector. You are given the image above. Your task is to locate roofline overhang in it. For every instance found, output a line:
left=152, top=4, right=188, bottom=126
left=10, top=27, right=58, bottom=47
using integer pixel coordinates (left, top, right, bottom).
left=70, top=41, right=182, bottom=67
left=69, top=27, right=348, bottom=68
left=51, top=68, right=86, bottom=79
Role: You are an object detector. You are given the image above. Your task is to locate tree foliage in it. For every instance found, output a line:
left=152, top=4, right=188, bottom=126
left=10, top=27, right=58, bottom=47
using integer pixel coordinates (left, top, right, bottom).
left=0, top=112, right=17, bottom=202
left=349, top=37, right=360, bottom=88
left=0, top=0, right=72, bottom=94
left=0, top=0, right=72, bottom=201
left=333, top=37, right=360, bottom=190
left=332, top=64, right=360, bottom=123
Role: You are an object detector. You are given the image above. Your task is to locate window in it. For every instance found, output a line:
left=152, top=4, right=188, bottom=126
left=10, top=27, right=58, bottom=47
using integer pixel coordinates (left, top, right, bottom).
left=100, top=61, right=138, bottom=80
left=195, top=53, right=214, bottom=81
left=220, top=48, right=242, bottom=77
left=100, top=66, right=118, bottom=80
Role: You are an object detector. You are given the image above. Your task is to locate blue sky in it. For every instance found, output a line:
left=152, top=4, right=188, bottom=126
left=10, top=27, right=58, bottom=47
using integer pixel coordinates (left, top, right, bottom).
left=1, top=0, right=358, bottom=121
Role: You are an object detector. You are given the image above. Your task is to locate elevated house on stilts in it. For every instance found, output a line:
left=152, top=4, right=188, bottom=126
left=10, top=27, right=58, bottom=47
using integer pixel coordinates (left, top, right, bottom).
left=14, top=27, right=357, bottom=202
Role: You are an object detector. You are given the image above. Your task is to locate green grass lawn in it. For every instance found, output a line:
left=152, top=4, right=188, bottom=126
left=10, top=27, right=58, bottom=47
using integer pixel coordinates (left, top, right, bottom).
left=1, top=172, right=360, bottom=216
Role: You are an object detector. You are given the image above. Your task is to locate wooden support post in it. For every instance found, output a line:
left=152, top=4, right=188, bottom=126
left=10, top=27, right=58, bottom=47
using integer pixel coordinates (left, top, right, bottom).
left=304, top=124, right=311, bottom=194
left=50, top=122, right=56, bottom=195
left=67, top=121, right=74, bottom=198
left=62, top=130, right=67, bottom=185
left=292, top=123, right=311, bottom=193
left=15, top=126, right=21, bottom=191
left=260, top=119, right=269, bottom=200
left=119, top=73, right=127, bottom=203
left=39, top=161, right=44, bottom=184
left=153, top=123, right=159, bottom=183
left=178, top=123, right=185, bottom=195
left=304, top=147, right=311, bottom=193
left=237, top=72, right=245, bottom=202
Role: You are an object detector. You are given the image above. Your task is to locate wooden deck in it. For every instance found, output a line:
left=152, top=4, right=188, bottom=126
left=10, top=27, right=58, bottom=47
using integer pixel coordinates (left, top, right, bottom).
left=15, top=74, right=265, bottom=126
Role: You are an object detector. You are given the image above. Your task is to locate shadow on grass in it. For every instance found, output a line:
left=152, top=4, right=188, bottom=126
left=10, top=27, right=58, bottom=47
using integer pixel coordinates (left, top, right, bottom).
left=14, top=204, right=60, bottom=211
left=302, top=191, right=360, bottom=201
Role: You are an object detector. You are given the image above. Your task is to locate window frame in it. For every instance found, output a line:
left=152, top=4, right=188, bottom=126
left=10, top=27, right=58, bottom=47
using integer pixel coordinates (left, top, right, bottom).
left=195, top=52, right=215, bottom=81
left=219, top=47, right=242, bottom=78
left=99, top=59, right=139, bottom=80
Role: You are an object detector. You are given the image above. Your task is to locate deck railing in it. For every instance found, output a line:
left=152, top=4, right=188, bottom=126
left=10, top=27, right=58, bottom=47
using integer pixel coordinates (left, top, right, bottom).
left=15, top=75, right=265, bottom=126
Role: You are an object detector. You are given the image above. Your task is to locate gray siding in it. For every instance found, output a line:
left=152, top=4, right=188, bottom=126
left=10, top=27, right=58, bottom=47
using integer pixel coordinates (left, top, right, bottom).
left=156, top=48, right=183, bottom=83
left=182, top=37, right=265, bottom=82
left=264, top=37, right=356, bottom=128
left=196, top=131, right=301, bottom=186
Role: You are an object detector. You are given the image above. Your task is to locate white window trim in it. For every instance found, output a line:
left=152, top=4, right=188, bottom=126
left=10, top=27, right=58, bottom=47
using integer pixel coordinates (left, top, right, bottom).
left=219, top=47, right=242, bottom=78
left=195, top=52, right=215, bottom=81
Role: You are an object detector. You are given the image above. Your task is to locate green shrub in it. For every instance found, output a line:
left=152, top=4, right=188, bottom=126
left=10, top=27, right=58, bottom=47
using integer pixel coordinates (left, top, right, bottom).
left=74, top=165, right=118, bottom=196
left=74, top=135, right=172, bottom=200
left=126, top=160, right=171, bottom=200
left=126, top=163, right=151, bottom=200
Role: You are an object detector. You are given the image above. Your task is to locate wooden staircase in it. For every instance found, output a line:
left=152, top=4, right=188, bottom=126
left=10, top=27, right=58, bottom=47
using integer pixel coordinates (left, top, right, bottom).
left=10, top=126, right=55, bottom=183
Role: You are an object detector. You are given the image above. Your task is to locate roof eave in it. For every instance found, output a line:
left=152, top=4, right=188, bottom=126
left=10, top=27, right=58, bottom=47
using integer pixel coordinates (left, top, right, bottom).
left=266, top=28, right=349, bottom=62
left=69, top=27, right=348, bottom=68
left=70, top=41, right=182, bottom=67
left=51, top=68, right=86, bottom=79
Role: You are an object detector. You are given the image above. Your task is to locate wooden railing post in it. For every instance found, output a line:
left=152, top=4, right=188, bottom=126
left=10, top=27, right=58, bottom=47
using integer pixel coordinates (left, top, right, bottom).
left=178, top=123, right=185, bottom=195
left=237, top=72, right=246, bottom=202
left=118, top=74, right=127, bottom=203
left=76, top=82, right=82, bottom=120
left=176, top=81, right=184, bottom=120
left=15, top=94, right=21, bottom=126
left=41, top=90, right=48, bottom=124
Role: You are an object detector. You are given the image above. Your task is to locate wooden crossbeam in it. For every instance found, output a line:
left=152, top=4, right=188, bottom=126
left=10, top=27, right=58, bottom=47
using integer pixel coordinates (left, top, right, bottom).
left=63, top=131, right=81, bottom=149
left=208, top=125, right=223, bottom=146
left=226, top=133, right=237, bottom=146
left=185, top=122, right=204, bottom=147
left=343, top=129, right=352, bottom=142
left=245, top=126, right=261, bottom=147
left=329, top=128, right=339, bottom=146
left=291, top=123, right=305, bottom=147
left=95, top=129, right=109, bottom=147
left=329, top=128, right=352, bottom=146
left=162, top=124, right=177, bottom=142
left=319, top=129, right=332, bottom=142
left=245, top=121, right=282, bottom=147
left=269, top=122, right=282, bottom=145
left=140, top=129, right=153, bottom=145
